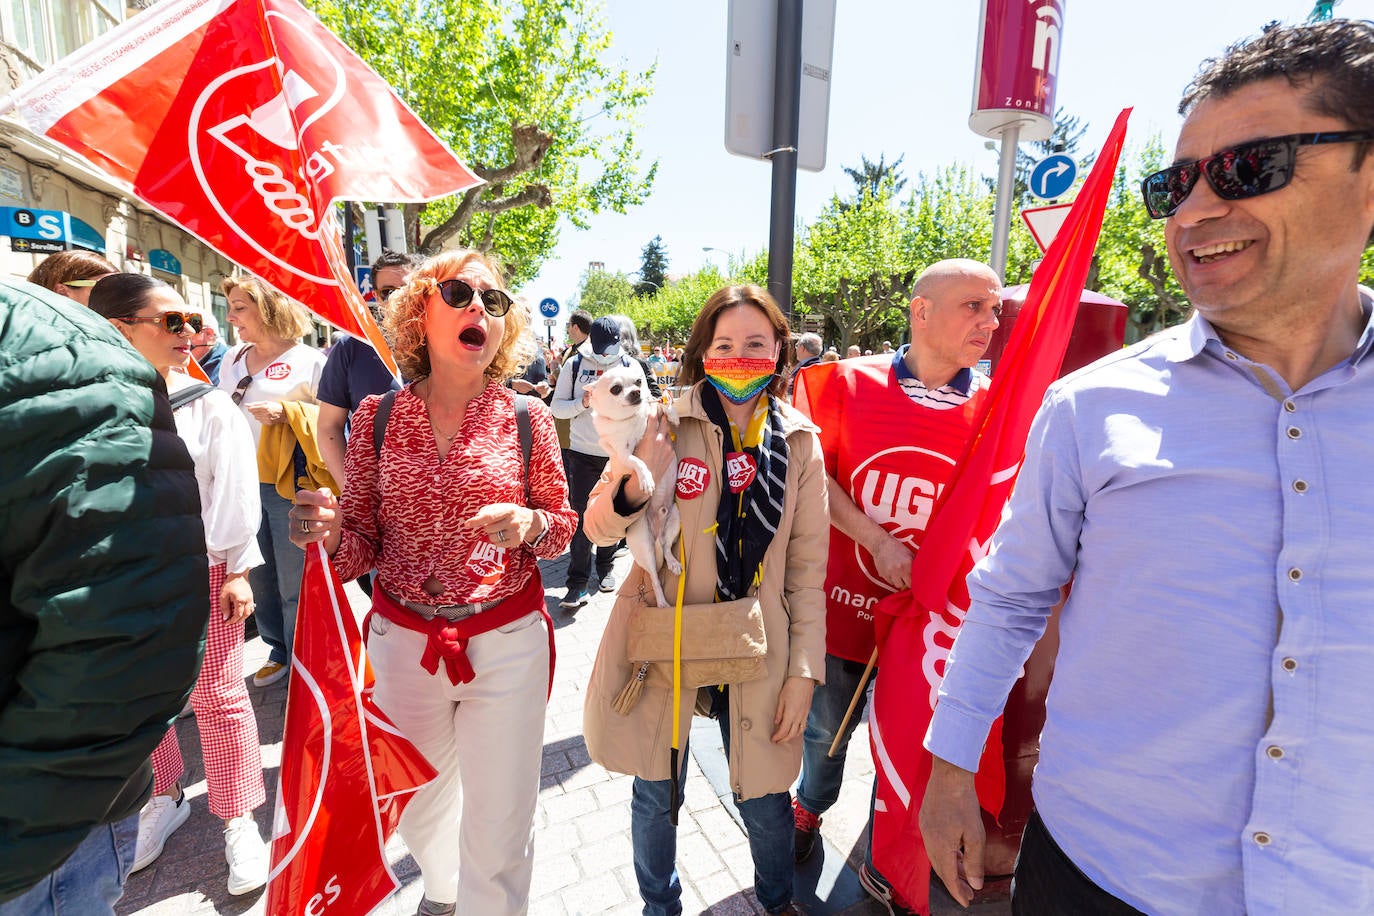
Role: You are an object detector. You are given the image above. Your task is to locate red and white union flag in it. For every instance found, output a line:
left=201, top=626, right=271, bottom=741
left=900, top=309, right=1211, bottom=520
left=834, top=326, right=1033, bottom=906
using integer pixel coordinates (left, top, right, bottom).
left=4, top=0, right=482, bottom=370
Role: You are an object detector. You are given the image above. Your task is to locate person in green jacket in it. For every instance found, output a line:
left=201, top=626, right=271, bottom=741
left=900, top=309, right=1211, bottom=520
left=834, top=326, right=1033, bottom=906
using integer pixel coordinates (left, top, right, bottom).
left=0, top=278, right=209, bottom=913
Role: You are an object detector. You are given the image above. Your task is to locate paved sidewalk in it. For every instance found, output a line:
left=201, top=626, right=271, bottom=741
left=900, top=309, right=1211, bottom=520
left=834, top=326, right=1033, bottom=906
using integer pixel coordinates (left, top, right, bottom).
left=117, top=551, right=1008, bottom=915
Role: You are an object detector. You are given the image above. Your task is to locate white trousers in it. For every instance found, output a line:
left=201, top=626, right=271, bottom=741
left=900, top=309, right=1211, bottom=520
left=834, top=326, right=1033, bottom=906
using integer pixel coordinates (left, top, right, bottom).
left=368, top=609, right=549, bottom=914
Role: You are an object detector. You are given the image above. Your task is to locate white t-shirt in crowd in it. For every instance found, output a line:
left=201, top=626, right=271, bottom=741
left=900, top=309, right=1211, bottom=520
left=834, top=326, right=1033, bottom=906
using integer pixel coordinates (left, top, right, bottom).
left=167, top=371, right=265, bottom=574
left=218, top=342, right=326, bottom=447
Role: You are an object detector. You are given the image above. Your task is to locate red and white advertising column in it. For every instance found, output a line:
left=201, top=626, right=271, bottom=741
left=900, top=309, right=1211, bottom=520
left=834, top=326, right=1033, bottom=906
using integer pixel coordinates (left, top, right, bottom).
left=970, top=0, right=1064, bottom=279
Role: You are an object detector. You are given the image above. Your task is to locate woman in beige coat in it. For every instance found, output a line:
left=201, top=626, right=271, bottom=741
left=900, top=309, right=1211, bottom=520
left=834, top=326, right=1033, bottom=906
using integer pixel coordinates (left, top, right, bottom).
left=582, top=285, right=829, bottom=915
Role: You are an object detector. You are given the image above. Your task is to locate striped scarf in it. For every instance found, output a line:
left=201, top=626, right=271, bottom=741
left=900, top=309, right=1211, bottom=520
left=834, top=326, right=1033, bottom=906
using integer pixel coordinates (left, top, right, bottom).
left=700, top=385, right=789, bottom=601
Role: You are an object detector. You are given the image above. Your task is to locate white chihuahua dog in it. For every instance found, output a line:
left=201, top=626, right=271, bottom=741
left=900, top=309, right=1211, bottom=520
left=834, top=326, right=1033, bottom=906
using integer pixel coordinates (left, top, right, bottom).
left=589, top=366, right=681, bottom=607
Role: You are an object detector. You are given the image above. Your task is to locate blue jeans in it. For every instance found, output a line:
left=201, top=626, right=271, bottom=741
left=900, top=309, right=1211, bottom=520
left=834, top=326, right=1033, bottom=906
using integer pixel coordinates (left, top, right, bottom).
left=563, top=450, right=617, bottom=593
left=251, top=481, right=305, bottom=665
left=0, top=813, right=138, bottom=915
left=797, top=653, right=885, bottom=880
left=631, top=687, right=794, bottom=915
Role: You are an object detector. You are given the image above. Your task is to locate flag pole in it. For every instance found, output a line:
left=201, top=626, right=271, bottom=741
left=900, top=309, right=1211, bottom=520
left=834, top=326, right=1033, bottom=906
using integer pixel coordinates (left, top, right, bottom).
left=828, top=647, right=879, bottom=757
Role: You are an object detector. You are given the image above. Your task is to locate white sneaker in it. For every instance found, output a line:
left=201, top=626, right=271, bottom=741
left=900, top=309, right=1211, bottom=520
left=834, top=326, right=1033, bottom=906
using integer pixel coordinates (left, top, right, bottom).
left=224, top=813, right=269, bottom=896
left=131, top=793, right=190, bottom=872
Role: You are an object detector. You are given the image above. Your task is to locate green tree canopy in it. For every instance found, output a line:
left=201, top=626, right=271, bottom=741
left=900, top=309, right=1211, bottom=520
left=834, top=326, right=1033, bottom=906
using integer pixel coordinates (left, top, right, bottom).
left=308, top=0, right=658, bottom=286
left=572, top=267, right=634, bottom=316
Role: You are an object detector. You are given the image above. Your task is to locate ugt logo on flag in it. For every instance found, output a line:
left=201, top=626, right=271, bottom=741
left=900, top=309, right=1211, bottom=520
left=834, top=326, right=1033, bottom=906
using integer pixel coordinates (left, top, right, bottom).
left=5, top=0, right=481, bottom=366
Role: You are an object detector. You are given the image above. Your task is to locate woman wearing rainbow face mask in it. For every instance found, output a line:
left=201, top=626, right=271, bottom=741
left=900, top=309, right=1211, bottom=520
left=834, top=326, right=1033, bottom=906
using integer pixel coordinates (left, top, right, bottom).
left=581, top=285, right=829, bottom=916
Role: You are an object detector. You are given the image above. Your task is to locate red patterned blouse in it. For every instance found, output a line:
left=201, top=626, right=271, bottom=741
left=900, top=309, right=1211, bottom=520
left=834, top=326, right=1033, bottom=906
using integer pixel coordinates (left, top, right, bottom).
left=333, top=381, right=575, bottom=604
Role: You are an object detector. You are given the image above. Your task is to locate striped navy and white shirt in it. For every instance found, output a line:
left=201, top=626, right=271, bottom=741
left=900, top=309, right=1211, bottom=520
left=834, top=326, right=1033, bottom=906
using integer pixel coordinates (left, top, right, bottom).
left=891, top=344, right=987, bottom=409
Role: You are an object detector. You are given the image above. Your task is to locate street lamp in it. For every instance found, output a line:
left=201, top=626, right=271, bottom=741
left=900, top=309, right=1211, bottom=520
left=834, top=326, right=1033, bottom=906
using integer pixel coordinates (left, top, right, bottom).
left=702, top=246, right=730, bottom=274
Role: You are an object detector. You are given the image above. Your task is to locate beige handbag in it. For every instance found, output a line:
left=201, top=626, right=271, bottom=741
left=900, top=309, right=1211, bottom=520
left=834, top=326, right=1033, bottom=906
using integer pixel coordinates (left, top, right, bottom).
left=612, top=594, right=768, bottom=715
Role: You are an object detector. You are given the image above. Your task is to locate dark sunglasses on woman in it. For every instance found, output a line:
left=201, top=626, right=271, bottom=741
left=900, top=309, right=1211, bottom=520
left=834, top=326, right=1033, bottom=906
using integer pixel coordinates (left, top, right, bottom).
left=1140, top=129, right=1374, bottom=219
left=230, top=373, right=252, bottom=406
left=437, top=278, right=514, bottom=317
left=113, top=310, right=205, bottom=335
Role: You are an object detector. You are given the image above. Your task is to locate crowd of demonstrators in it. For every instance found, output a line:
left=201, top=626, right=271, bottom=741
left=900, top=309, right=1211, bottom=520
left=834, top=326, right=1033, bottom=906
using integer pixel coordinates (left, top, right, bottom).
left=922, top=19, right=1374, bottom=916
left=25, top=249, right=116, bottom=304
left=0, top=278, right=207, bottom=915
left=582, top=285, right=827, bottom=916
left=87, top=275, right=271, bottom=895
left=13, top=20, right=1374, bottom=916
left=290, top=249, right=576, bottom=916
left=190, top=309, right=229, bottom=384
left=791, top=259, right=1001, bottom=915
left=550, top=314, right=649, bottom=610
left=218, top=275, right=328, bottom=689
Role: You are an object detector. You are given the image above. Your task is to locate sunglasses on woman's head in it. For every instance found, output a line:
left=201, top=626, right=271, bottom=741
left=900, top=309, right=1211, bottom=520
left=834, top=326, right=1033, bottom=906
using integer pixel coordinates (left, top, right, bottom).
left=436, top=278, right=514, bottom=317
left=113, top=310, right=205, bottom=335
left=1140, top=129, right=1374, bottom=219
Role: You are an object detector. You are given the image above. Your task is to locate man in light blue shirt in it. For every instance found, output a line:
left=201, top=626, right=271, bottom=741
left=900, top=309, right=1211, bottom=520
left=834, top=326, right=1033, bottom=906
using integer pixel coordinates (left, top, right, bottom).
left=920, top=20, right=1374, bottom=916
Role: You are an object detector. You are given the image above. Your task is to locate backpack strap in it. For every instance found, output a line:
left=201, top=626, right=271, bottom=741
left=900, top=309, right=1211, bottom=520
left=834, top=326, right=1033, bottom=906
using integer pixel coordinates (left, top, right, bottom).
left=372, top=388, right=399, bottom=461
left=169, top=382, right=215, bottom=411
left=515, top=394, right=532, bottom=502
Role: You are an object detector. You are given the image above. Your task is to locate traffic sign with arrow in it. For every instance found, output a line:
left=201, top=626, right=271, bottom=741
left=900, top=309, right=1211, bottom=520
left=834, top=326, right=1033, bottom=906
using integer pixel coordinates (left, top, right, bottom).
left=1029, top=154, right=1077, bottom=200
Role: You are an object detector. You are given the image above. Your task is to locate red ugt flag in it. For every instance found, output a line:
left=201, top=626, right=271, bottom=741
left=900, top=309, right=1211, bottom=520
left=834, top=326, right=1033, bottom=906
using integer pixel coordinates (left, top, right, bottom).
left=867, top=109, right=1133, bottom=913
left=4, top=0, right=483, bottom=373
left=267, top=543, right=436, bottom=916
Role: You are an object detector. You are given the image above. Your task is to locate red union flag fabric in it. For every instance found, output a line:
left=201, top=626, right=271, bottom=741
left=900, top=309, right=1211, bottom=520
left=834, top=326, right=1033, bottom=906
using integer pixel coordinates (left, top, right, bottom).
left=5, top=0, right=482, bottom=373
left=867, top=109, right=1132, bottom=914
left=267, top=543, right=436, bottom=915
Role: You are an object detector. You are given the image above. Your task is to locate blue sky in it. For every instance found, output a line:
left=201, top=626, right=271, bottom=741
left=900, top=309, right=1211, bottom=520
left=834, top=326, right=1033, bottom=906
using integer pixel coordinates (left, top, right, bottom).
left=522, top=0, right=1374, bottom=327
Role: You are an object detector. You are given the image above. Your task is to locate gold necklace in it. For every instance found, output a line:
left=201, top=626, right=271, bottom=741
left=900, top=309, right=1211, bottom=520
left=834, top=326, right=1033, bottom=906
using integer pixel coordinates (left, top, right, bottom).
left=430, top=418, right=462, bottom=442
left=420, top=380, right=463, bottom=441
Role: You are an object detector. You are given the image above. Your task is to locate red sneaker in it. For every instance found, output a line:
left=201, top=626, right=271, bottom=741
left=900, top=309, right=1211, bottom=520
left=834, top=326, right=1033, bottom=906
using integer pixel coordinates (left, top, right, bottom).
left=792, top=797, right=822, bottom=864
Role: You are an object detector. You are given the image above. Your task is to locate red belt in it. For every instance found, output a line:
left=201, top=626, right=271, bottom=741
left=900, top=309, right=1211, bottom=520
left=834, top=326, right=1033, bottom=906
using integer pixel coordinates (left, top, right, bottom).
left=367, top=572, right=555, bottom=698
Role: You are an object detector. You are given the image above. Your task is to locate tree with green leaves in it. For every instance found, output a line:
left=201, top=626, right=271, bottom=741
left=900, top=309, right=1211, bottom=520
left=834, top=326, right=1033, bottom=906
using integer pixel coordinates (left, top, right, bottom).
left=793, top=181, right=912, bottom=350
left=635, top=235, right=669, bottom=297
left=572, top=267, right=635, bottom=316
left=308, top=0, right=658, bottom=287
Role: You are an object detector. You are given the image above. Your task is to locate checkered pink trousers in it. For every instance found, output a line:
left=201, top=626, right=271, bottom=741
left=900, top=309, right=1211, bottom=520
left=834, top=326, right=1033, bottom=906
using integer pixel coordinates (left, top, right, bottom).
left=151, top=563, right=267, bottom=819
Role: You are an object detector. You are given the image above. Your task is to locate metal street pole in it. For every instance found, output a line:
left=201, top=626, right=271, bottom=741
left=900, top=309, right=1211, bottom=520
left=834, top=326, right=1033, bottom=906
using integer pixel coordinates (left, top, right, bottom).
left=766, top=0, right=802, bottom=319
left=989, top=123, right=1020, bottom=282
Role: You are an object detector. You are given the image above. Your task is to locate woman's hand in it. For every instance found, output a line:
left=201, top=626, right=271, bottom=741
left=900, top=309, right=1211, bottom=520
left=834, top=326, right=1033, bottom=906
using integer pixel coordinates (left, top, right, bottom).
left=245, top=400, right=286, bottom=425
left=771, top=675, right=816, bottom=744
left=465, top=503, right=539, bottom=547
left=622, top=406, right=676, bottom=505
left=290, top=488, right=340, bottom=551
left=220, top=573, right=255, bottom=624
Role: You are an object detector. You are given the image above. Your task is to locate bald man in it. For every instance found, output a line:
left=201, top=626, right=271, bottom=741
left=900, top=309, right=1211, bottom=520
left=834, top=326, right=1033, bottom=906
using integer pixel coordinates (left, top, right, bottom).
left=791, top=259, right=1002, bottom=914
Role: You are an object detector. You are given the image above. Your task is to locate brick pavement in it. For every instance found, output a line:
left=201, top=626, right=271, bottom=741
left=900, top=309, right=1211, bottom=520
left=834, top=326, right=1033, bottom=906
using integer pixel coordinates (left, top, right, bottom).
left=117, top=551, right=1008, bottom=915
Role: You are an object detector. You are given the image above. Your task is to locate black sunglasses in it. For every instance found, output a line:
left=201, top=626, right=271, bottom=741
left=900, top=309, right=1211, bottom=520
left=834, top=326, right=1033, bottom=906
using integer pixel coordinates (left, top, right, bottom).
left=1140, top=129, right=1374, bottom=219
left=375, top=286, right=402, bottom=302
left=231, top=374, right=252, bottom=406
left=437, top=278, right=514, bottom=317
left=114, top=310, right=204, bottom=335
